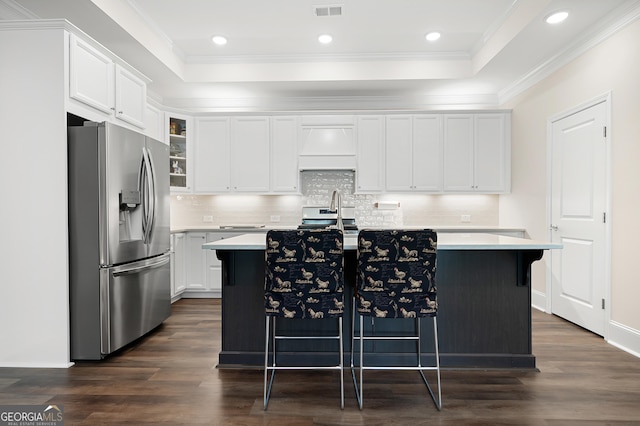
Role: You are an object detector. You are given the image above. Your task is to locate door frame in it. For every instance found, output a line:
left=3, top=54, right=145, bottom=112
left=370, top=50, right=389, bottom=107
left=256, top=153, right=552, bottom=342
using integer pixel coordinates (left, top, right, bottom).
left=545, top=91, right=613, bottom=338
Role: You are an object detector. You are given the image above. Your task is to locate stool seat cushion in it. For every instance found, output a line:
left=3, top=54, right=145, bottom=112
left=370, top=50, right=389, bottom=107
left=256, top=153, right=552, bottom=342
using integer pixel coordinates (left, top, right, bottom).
left=357, top=229, right=437, bottom=318
left=266, top=229, right=344, bottom=319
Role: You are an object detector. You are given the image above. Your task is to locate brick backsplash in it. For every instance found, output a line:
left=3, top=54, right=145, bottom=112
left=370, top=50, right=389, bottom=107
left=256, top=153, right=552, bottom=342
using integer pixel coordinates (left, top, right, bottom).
left=170, top=171, right=498, bottom=228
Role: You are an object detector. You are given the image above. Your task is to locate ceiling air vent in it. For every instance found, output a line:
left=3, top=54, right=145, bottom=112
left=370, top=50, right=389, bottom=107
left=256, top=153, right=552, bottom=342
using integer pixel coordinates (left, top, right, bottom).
left=314, top=5, right=343, bottom=17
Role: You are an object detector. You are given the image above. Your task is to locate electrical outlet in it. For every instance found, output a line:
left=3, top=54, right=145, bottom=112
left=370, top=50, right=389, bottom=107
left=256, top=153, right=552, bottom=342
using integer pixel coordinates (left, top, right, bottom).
left=270, top=215, right=280, bottom=222
left=461, top=214, right=471, bottom=223
left=203, top=215, right=213, bottom=223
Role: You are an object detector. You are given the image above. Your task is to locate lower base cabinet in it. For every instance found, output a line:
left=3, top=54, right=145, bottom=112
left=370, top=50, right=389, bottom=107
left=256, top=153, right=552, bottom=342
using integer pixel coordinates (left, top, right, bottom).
left=204, top=232, right=239, bottom=298
left=171, top=233, right=186, bottom=302
left=172, top=231, right=242, bottom=300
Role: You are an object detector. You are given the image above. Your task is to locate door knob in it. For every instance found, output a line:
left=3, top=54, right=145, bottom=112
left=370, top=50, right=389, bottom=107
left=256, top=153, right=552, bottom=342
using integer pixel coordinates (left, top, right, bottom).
left=550, top=225, right=558, bottom=231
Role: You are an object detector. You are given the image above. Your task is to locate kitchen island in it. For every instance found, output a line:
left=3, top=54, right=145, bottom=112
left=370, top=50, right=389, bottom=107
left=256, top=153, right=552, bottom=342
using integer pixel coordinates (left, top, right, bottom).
left=203, top=233, right=561, bottom=369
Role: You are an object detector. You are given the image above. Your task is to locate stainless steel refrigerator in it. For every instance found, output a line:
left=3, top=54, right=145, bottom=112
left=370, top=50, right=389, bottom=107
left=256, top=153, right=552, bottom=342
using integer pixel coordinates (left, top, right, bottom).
left=68, top=121, right=171, bottom=360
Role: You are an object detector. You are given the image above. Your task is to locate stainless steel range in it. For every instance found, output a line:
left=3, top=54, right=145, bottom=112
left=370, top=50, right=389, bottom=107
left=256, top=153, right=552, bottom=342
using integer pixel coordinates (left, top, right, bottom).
left=298, top=206, right=358, bottom=234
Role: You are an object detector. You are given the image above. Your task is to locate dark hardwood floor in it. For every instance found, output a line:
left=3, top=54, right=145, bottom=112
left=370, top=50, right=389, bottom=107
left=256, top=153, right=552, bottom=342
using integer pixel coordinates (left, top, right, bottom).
left=2, top=299, right=640, bottom=425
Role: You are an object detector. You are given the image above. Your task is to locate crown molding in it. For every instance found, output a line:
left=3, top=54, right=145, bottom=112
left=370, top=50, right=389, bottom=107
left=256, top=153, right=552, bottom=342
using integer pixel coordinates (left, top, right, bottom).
left=161, top=93, right=500, bottom=114
left=0, top=18, right=76, bottom=32
left=498, top=1, right=640, bottom=104
left=185, top=50, right=470, bottom=65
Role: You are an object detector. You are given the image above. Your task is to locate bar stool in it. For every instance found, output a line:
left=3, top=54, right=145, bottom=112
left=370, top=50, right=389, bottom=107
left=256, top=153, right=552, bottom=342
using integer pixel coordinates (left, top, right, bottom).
left=264, top=229, right=345, bottom=410
left=351, top=229, right=441, bottom=410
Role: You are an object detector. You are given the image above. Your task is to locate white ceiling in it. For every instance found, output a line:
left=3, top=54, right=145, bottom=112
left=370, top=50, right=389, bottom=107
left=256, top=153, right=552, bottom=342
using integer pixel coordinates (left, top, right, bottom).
left=6, top=0, right=640, bottom=111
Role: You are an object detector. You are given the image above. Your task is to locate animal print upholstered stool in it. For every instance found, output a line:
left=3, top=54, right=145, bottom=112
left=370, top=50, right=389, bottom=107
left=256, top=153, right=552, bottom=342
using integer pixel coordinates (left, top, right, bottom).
left=351, top=229, right=441, bottom=410
left=264, top=229, right=345, bottom=409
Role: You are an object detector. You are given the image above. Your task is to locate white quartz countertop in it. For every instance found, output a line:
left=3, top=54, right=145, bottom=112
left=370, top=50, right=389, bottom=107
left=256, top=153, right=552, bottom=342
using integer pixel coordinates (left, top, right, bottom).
left=202, top=232, right=562, bottom=251
left=173, top=225, right=526, bottom=233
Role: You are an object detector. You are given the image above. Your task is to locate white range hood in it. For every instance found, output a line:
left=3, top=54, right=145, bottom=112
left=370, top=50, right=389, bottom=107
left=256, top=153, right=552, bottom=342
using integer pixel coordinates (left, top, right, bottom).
left=298, top=115, right=356, bottom=170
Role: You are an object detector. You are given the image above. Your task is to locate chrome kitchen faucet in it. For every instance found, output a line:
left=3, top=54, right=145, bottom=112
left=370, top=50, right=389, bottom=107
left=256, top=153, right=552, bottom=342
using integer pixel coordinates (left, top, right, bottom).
left=330, top=189, right=344, bottom=231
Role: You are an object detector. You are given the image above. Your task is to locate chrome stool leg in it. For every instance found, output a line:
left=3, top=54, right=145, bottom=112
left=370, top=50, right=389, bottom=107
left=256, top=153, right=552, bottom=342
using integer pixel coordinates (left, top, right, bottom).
left=350, top=297, right=364, bottom=409
left=264, top=316, right=276, bottom=410
left=339, top=316, right=344, bottom=409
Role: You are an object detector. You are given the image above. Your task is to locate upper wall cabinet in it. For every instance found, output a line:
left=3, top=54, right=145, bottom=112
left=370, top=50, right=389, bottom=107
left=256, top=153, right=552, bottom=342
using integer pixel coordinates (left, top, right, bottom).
left=385, top=114, right=443, bottom=192
left=114, top=64, right=146, bottom=128
left=271, top=116, right=299, bottom=192
left=69, top=34, right=147, bottom=129
left=356, top=115, right=385, bottom=193
left=185, top=112, right=510, bottom=195
left=231, top=117, right=271, bottom=192
left=168, top=114, right=193, bottom=191
left=193, top=116, right=298, bottom=194
left=144, top=103, right=164, bottom=141
left=443, top=113, right=510, bottom=193
left=193, top=117, right=231, bottom=193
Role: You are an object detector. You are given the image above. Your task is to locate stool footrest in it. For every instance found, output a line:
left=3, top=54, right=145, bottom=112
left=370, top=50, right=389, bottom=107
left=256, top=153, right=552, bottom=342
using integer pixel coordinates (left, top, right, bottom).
left=266, top=366, right=342, bottom=371
left=274, top=335, right=340, bottom=340
left=354, top=335, right=419, bottom=341
left=351, top=366, right=438, bottom=371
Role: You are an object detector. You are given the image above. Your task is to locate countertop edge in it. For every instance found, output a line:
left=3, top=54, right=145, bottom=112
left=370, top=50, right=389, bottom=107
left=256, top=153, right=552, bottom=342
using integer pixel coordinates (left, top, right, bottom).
left=173, top=225, right=527, bottom=233
left=202, top=232, right=562, bottom=251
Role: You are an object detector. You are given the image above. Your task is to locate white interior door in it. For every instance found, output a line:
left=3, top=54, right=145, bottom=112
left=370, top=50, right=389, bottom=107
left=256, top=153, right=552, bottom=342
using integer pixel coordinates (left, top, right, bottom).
left=550, top=100, right=608, bottom=336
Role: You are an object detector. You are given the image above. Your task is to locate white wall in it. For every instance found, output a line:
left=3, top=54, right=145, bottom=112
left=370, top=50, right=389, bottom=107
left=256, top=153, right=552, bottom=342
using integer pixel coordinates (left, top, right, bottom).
left=0, top=26, right=71, bottom=367
left=501, top=18, right=640, bottom=335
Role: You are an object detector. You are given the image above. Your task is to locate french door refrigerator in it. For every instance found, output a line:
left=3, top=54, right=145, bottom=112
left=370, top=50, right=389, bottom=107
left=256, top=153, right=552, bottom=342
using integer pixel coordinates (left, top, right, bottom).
left=68, top=121, right=171, bottom=360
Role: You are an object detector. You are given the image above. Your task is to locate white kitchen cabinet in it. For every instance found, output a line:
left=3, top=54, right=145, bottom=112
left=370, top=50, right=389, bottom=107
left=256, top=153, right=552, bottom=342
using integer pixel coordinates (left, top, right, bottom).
left=114, top=64, right=146, bottom=128
left=68, top=33, right=147, bottom=129
left=194, top=117, right=231, bottom=193
left=168, top=114, right=193, bottom=192
left=385, top=114, right=442, bottom=192
left=474, top=113, right=510, bottom=192
left=144, top=103, right=164, bottom=141
left=385, top=115, right=412, bottom=191
left=180, top=231, right=241, bottom=299
left=171, top=233, right=186, bottom=302
left=270, top=116, right=299, bottom=192
left=194, top=116, right=282, bottom=194
left=205, top=232, right=239, bottom=298
left=231, top=116, right=270, bottom=192
left=443, top=113, right=510, bottom=193
left=356, top=115, right=385, bottom=192
left=184, top=232, right=208, bottom=295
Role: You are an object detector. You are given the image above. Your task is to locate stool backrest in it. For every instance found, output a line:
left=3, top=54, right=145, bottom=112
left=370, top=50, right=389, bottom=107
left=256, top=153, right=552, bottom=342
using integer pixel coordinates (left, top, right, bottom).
left=356, top=229, right=437, bottom=318
left=266, top=229, right=344, bottom=319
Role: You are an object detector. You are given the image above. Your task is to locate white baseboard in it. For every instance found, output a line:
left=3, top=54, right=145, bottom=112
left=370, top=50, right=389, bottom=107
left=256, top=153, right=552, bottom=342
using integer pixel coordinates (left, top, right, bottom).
left=530, top=289, right=639, bottom=358
left=531, top=289, right=547, bottom=312
left=607, top=320, right=640, bottom=358
left=0, top=361, right=73, bottom=368
left=179, top=291, right=221, bottom=299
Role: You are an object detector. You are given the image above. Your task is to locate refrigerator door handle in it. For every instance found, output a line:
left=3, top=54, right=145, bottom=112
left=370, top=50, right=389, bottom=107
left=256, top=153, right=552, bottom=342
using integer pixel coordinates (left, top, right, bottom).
left=146, top=146, right=157, bottom=242
left=139, top=148, right=148, bottom=243
left=140, top=146, right=155, bottom=245
left=111, top=254, right=170, bottom=277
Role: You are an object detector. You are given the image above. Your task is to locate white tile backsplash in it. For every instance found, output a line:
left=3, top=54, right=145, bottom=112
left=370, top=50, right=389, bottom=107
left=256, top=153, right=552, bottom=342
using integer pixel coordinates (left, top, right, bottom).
left=170, top=171, right=499, bottom=228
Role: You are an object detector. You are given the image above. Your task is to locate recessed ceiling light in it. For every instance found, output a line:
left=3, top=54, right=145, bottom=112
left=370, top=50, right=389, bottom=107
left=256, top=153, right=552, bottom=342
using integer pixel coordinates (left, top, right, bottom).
left=318, top=34, right=333, bottom=44
left=211, top=35, right=228, bottom=45
left=545, top=11, right=569, bottom=24
left=425, top=32, right=441, bottom=42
